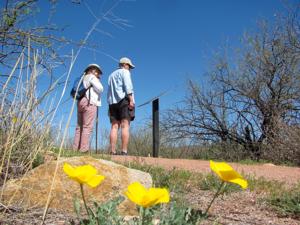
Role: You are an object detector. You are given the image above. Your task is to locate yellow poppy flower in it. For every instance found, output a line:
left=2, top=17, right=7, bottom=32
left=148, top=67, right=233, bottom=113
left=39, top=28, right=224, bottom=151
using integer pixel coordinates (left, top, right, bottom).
left=210, top=160, right=248, bottom=189
left=63, top=163, right=105, bottom=188
left=125, top=182, right=170, bottom=208
left=12, top=117, right=18, bottom=124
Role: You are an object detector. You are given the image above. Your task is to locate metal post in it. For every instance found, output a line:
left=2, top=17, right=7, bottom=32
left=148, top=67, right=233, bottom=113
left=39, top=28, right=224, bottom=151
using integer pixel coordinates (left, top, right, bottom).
left=152, top=98, right=159, bottom=157
left=95, top=107, right=99, bottom=154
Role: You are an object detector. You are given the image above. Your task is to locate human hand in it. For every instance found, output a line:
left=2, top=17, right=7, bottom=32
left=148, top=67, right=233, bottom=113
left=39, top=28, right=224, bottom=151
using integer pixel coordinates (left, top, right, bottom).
left=129, top=101, right=135, bottom=110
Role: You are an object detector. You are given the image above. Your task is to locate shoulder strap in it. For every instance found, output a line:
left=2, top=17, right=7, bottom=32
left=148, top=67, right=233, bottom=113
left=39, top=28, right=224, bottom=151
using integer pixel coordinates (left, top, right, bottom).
left=88, top=85, right=91, bottom=105
left=84, top=74, right=94, bottom=105
left=86, top=77, right=92, bottom=105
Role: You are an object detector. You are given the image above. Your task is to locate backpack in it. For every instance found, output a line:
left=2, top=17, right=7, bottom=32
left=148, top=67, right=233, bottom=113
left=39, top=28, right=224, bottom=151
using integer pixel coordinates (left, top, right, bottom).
left=70, top=75, right=91, bottom=100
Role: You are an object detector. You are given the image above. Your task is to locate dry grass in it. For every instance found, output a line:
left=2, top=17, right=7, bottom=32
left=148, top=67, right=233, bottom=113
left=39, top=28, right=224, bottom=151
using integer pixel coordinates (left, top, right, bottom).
left=0, top=50, right=58, bottom=186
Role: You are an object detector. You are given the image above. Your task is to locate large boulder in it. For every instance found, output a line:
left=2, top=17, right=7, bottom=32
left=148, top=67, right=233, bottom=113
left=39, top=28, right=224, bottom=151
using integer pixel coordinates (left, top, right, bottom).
left=1, top=156, right=152, bottom=216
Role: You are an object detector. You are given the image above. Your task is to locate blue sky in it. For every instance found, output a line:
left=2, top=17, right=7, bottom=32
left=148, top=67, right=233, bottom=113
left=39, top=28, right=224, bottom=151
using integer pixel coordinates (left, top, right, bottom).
left=34, top=0, right=290, bottom=147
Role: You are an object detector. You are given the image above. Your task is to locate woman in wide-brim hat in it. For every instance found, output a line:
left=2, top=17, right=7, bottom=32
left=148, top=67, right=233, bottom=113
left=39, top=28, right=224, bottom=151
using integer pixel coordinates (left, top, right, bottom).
left=73, top=64, right=103, bottom=153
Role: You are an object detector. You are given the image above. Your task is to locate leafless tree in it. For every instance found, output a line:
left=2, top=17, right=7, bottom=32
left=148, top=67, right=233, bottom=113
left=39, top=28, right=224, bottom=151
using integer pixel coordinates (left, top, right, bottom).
left=0, top=0, right=72, bottom=72
left=162, top=11, right=300, bottom=161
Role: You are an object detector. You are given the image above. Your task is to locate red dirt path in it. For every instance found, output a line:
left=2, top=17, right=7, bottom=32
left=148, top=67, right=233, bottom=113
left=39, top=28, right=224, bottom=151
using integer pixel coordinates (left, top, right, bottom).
left=111, top=155, right=300, bottom=185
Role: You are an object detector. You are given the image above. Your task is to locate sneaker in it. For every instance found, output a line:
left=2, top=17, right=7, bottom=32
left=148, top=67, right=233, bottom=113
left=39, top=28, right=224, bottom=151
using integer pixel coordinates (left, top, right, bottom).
left=120, top=151, right=128, bottom=156
left=110, top=152, right=118, bottom=155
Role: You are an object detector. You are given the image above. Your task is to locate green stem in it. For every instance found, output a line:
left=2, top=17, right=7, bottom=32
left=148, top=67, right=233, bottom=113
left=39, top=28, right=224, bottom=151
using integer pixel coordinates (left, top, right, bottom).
left=139, top=206, right=145, bottom=225
left=80, top=184, right=99, bottom=225
left=204, top=181, right=225, bottom=215
left=80, top=184, right=90, bottom=216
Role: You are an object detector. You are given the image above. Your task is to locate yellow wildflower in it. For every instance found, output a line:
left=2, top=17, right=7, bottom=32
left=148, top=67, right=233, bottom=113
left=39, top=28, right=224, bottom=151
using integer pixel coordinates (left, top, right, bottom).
left=125, top=182, right=170, bottom=208
left=63, top=163, right=105, bottom=188
left=12, top=117, right=18, bottom=124
left=210, top=160, right=248, bottom=189
left=12, top=117, right=31, bottom=127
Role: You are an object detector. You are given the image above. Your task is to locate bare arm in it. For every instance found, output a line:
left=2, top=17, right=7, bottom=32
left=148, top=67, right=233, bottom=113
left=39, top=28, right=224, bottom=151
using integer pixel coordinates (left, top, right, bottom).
left=127, top=93, right=135, bottom=109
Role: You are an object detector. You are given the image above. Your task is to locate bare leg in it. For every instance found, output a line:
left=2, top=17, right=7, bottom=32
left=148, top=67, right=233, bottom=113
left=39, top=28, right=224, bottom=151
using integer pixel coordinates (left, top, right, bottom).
left=110, top=121, right=119, bottom=154
left=121, top=119, right=130, bottom=153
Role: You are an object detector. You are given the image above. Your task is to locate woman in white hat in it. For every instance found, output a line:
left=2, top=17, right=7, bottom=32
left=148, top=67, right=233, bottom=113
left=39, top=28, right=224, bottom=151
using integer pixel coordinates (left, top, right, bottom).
left=73, top=64, right=103, bottom=153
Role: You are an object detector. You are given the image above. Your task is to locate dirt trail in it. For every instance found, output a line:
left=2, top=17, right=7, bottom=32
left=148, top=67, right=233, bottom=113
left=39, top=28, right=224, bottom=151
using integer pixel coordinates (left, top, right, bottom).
left=111, top=155, right=300, bottom=185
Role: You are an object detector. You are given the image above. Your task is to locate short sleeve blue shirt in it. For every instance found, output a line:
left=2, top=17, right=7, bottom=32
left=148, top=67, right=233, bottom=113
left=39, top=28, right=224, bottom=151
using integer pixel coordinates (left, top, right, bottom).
left=107, top=68, right=134, bottom=104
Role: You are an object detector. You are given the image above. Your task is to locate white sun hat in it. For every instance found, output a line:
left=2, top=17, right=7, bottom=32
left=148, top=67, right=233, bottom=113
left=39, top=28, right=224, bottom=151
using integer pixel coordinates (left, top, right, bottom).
left=119, top=57, right=135, bottom=69
left=85, top=63, right=102, bottom=74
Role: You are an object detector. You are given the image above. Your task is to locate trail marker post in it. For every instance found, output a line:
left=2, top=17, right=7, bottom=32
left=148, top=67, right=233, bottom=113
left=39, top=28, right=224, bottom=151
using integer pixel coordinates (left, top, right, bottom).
left=139, top=91, right=168, bottom=157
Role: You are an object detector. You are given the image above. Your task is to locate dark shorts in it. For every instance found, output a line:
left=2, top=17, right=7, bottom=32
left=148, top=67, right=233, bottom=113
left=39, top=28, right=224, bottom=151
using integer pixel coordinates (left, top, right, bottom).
left=109, top=98, right=135, bottom=123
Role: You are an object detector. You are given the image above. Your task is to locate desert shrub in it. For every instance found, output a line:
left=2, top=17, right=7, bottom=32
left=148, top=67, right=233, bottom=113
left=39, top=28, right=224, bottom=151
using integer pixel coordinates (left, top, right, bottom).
left=190, top=142, right=248, bottom=162
left=266, top=182, right=300, bottom=219
left=129, top=123, right=268, bottom=162
left=127, top=125, right=152, bottom=156
left=128, top=125, right=191, bottom=158
left=32, top=152, right=45, bottom=169
left=262, top=122, right=300, bottom=166
left=142, top=202, right=206, bottom=225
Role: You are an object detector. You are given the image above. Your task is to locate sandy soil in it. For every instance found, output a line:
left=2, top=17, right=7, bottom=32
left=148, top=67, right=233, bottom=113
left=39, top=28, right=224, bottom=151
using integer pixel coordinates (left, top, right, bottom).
left=111, top=155, right=300, bottom=185
left=110, top=155, right=300, bottom=225
left=1, top=156, right=299, bottom=225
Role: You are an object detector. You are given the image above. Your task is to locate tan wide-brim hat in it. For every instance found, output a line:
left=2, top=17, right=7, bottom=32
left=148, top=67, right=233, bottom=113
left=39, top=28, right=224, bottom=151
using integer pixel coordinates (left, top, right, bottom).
left=85, top=63, right=103, bottom=74
left=119, top=57, right=135, bottom=69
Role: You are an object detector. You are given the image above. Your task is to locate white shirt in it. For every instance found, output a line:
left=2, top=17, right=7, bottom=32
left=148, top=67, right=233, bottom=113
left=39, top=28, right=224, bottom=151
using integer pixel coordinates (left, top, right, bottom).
left=83, top=73, right=103, bottom=106
left=107, top=68, right=134, bottom=105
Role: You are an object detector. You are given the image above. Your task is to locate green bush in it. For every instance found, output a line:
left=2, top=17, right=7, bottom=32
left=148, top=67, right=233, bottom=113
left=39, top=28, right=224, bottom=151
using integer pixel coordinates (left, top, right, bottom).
left=73, top=198, right=207, bottom=225
left=32, top=153, right=45, bottom=168
left=72, top=196, right=124, bottom=225
left=121, top=162, right=194, bottom=193
left=198, top=173, right=241, bottom=194
left=246, top=176, right=285, bottom=193
left=158, top=202, right=206, bottom=225
left=266, top=183, right=300, bottom=219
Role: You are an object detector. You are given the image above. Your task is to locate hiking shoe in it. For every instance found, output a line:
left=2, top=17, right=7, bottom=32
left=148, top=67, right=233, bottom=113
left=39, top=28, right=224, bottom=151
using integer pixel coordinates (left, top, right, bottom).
left=110, top=152, right=118, bottom=155
left=120, top=151, right=128, bottom=156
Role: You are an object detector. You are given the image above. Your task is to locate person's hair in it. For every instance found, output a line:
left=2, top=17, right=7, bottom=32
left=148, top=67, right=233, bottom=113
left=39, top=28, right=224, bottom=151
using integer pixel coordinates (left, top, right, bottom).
left=85, top=66, right=101, bottom=74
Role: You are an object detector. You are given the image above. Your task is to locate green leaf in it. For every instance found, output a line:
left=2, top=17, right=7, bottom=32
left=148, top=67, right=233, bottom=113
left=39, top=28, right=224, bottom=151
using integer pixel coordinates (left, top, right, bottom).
left=73, top=197, right=81, bottom=215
